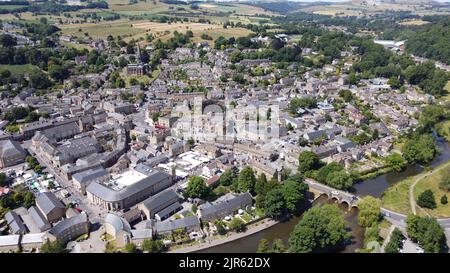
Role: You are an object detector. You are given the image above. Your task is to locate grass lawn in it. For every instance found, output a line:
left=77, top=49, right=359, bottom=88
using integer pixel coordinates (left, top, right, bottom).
left=61, top=41, right=93, bottom=51
left=381, top=177, right=413, bottom=215
left=413, top=162, right=450, bottom=218
left=0, top=64, right=40, bottom=74
left=240, top=212, right=253, bottom=223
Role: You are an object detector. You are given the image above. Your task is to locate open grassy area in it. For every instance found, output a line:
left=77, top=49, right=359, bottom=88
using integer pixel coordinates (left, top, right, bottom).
left=398, top=19, right=430, bottom=26
left=382, top=176, right=413, bottom=215
left=129, top=21, right=251, bottom=43
left=0, top=64, right=40, bottom=74
left=59, top=19, right=146, bottom=39
left=199, top=3, right=275, bottom=16
left=413, top=162, right=450, bottom=218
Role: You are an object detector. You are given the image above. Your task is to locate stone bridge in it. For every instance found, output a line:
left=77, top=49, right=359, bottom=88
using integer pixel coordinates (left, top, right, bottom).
left=305, top=179, right=360, bottom=210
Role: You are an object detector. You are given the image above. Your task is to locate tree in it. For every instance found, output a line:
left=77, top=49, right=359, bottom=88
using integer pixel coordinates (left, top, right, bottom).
left=298, top=151, right=321, bottom=173
left=419, top=105, right=445, bottom=131
left=402, top=134, right=437, bottom=164
left=183, top=176, right=210, bottom=199
left=215, top=220, right=227, bottom=235
left=441, top=195, right=448, bottom=205
left=254, top=173, right=268, bottom=196
left=326, top=171, right=353, bottom=190
left=257, top=238, right=269, bottom=253
left=270, top=239, right=286, bottom=253
left=357, top=196, right=381, bottom=228
left=228, top=217, right=245, bottom=232
left=29, top=71, right=52, bottom=89
left=0, top=172, right=6, bottom=187
left=385, top=153, right=407, bottom=172
left=237, top=167, right=256, bottom=193
left=384, top=228, right=404, bottom=253
left=289, top=204, right=351, bottom=253
left=387, top=76, right=401, bottom=89
left=124, top=243, right=138, bottom=253
left=142, top=239, right=164, bottom=253
left=40, top=239, right=65, bottom=253
left=0, top=34, right=17, bottom=47
left=288, top=97, right=317, bottom=115
left=417, top=189, right=437, bottom=209
left=263, top=188, right=286, bottom=219
left=338, top=89, right=354, bottom=102
left=12, top=192, right=23, bottom=204
left=406, top=214, right=447, bottom=253
left=48, top=64, right=69, bottom=82
left=219, top=169, right=236, bottom=186
left=280, top=175, right=308, bottom=213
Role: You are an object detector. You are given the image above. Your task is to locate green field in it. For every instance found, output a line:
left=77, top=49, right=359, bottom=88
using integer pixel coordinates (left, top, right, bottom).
left=382, top=177, right=413, bottom=215
left=59, top=20, right=146, bottom=39
left=0, top=64, right=40, bottom=74
left=413, top=162, right=450, bottom=218
left=0, top=5, right=28, bottom=11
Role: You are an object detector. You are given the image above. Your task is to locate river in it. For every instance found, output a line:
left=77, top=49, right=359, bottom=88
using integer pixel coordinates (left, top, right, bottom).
left=198, top=141, right=450, bottom=253
left=197, top=196, right=364, bottom=253
left=353, top=141, right=450, bottom=198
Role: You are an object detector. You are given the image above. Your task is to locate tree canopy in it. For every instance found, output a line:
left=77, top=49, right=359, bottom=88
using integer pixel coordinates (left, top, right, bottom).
left=183, top=176, right=210, bottom=199
left=406, top=214, right=447, bottom=253
left=289, top=204, right=351, bottom=253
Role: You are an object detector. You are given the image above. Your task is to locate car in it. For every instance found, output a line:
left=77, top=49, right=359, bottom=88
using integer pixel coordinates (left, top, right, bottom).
left=331, top=190, right=340, bottom=195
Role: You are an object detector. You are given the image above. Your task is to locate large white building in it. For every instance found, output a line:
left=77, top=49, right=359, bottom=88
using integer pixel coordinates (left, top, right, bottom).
left=86, top=164, right=175, bottom=211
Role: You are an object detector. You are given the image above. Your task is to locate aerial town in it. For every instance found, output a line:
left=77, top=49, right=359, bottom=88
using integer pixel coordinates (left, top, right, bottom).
left=0, top=0, right=449, bottom=255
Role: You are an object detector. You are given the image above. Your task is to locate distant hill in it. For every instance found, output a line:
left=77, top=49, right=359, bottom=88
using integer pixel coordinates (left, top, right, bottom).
left=352, top=0, right=434, bottom=4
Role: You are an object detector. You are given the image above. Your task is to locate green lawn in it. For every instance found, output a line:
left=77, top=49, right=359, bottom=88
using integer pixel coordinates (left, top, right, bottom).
left=0, top=64, right=40, bottom=74
left=413, top=162, right=450, bottom=218
left=381, top=177, right=413, bottom=215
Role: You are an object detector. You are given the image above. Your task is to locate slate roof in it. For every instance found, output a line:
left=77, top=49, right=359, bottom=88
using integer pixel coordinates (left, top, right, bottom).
left=154, top=216, right=200, bottom=233
left=4, top=211, right=27, bottom=234
left=28, top=206, right=52, bottom=232
left=72, top=168, right=108, bottom=184
left=140, top=189, right=179, bottom=212
left=36, top=192, right=65, bottom=216
left=104, top=213, right=131, bottom=234
left=0, top=139, right=26, bottom=158
left=48, top=214, right=89, bottom=238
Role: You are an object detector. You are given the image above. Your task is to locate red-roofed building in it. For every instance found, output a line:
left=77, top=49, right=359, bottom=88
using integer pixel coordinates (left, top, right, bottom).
left=205, top=175, right=220, bottom=188
left=0, top=187, right=10, bottom=197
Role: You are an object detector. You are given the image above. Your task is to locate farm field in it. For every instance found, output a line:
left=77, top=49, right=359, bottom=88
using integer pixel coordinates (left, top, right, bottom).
left=0, top=64, right=40, bottom=74
left=198, top=3, right=276, bottom=16
left=398, top=19, right=430, bottom=26
left=130, top=21, right=252, bottom=43
left=59, top=19, right=147, bottom=39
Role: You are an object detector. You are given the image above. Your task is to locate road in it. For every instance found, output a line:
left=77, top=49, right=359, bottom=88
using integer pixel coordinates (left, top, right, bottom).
left=24, top=143, right=106, bottom=225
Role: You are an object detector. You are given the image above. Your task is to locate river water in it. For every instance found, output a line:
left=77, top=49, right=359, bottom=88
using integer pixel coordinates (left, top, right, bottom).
left=198, top=141, right=450, bottom=253
left=197, top=195, right=364, bottom=253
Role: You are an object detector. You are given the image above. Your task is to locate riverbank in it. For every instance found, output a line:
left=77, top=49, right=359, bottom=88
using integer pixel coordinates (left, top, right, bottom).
left=169, top=189, right=325, bottom=253
left=382, top=160, right=450, bottom=217
left=168, top=218, right=280, bottom=253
